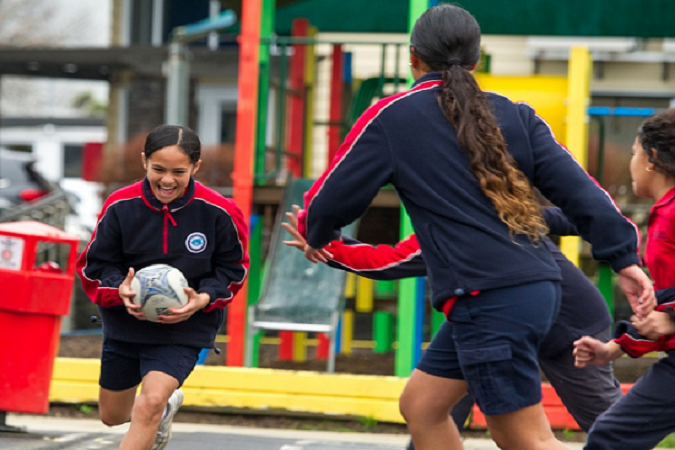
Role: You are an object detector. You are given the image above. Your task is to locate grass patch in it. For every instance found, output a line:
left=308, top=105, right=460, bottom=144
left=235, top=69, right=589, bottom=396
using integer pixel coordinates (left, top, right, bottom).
left=657, top=433, right=675, bottom=448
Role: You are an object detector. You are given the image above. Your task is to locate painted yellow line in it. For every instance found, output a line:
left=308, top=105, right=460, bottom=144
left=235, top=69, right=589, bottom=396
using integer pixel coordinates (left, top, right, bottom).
left=50, top=358, right=408, bottom=423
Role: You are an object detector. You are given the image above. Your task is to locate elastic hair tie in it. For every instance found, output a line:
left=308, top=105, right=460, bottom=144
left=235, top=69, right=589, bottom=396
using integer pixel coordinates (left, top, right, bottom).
left=447, top=59, right=462, bottom=66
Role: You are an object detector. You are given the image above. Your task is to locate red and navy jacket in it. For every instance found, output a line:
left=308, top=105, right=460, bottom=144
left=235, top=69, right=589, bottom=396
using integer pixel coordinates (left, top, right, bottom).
left=76, top=177, right=249, bottom=348
left=613, top=287, right=675, bottom=358
left=615, top=187, right=675, bottom=357
left=301, top=71, right=640, bottom=312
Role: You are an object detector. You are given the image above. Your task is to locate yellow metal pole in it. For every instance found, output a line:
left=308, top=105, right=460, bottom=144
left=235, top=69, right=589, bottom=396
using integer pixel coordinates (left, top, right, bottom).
left=292, top=332, right=308, bottom=362
left=560, top=46, right=591, bottom=266
left=341, top=309, right=354, bottom=355
left=345, top=272, right=356, bottom=298
left=356, top=277, right=374, bottom=313
left=303, top=26, right=317, bottom=178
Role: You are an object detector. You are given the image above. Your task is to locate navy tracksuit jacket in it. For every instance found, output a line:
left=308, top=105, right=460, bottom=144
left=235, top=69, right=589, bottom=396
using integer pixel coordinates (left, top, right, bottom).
left=302, top=71, right=641, bottom=312
left=77, top=178, right=249, bottom=348
left=324, top=208, right=610, bottom=358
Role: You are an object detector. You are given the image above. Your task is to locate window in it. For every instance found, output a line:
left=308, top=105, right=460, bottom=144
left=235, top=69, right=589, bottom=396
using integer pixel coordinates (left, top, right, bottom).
left=63, top=144, right=83, bottom=178
left=129, top=0, right=166, bottom=46
left=220, top=108, right=236, bottom=144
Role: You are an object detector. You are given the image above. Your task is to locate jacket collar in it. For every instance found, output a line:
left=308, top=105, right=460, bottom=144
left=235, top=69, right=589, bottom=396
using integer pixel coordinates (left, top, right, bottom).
left=650, top=186, right=675, bottom=213
left=142, top=177, right=196, bottom=212
left=411, top=71, right=443, bottom=88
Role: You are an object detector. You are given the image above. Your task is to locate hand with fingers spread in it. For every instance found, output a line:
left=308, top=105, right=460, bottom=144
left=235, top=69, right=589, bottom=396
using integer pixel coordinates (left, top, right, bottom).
left=573, top=336, right=623, bottom=368
left=119, top=267, right=146, bottom=320
left=617, top=264, right=655, bottom=318
left=282, top=204, right=333, bottom=263
left=160, top=287, right=210, bottom=324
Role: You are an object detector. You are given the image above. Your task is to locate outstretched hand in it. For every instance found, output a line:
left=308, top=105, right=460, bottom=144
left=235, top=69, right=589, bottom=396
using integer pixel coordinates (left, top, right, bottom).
left=617, top=264, right=655, bottom=318
left=119, top=267, right=145, bottom=320
left=282, top=204, right=333, bottom=263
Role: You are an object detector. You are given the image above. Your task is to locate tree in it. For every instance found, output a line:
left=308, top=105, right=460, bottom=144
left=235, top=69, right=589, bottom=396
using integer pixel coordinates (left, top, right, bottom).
left=0, top=0, right=109, bottom=117
left=0, top=0, right=72, bottom=47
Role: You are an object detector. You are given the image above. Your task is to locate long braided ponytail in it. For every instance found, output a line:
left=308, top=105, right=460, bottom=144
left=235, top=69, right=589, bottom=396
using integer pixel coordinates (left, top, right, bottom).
left=411, top=5, right=548, bottom=242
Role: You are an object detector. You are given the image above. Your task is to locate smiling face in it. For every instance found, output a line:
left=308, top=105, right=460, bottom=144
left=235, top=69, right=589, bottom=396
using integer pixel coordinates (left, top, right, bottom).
left=142, top=145, right=201, bottom=204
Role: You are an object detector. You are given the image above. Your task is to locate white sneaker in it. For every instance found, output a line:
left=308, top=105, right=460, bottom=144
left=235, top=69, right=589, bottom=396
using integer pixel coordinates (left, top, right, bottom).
left=152, top=388, right=184, bottom=450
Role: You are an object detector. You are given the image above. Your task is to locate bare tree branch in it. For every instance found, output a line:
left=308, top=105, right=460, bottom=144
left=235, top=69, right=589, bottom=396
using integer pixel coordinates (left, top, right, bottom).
left=0, top=0, right=78, bottom=47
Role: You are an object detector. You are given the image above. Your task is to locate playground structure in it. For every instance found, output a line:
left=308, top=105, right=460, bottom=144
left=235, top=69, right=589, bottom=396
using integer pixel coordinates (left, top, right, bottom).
left=229, top=0, right=596, bottom=379
left=34, top=0, right=673, bottom=431
left=245, top=178, right=357, bottom=373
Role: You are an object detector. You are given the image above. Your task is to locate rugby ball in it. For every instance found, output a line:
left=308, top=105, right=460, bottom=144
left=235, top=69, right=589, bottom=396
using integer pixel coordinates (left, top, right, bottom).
left=130, top=264, right=188, bottom=322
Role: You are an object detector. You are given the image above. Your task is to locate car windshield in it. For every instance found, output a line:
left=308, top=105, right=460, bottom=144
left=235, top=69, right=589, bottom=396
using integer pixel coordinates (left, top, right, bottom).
left=0, top=157, right=34, bottom=186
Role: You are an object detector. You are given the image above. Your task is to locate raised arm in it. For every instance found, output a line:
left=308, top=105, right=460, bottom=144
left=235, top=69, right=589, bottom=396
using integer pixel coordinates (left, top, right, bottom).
left=283, top=205, right=426, bottom=280
left=299, top=100, right=398, bottom=254
left=520, top=103, right=654, bottom=316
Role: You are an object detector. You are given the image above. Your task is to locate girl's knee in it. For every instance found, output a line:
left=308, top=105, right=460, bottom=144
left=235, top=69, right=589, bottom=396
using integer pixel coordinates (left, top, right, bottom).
left=399, top=390, right=426, bottom=422
left=133, top=391, right=167, bottom=420
left=399, top=392, right=452, bottom=430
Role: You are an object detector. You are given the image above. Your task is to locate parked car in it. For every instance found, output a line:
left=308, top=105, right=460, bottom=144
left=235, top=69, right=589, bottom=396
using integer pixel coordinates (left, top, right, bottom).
left=0, top=148, right=54, bottom=215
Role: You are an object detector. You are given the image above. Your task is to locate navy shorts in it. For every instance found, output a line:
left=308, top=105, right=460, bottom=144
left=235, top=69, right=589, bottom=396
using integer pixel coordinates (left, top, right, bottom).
left=585, top=353, right=675, bottom=450
left=418, top=280, right=560, bottom=416
left=99, top=337, right=202, bottom=391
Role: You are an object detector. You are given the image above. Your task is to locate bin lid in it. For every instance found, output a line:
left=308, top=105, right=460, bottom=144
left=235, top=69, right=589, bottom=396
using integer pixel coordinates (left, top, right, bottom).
left=0, top=221, right=80, bottom=243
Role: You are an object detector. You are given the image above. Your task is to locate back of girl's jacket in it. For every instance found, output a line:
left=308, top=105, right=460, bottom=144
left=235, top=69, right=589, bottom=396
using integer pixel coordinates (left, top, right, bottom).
left=326, top=233, right=611, bottom=359
left=76, top=178, right=249, bottom=348
left=301, top=72, right=641, bottom=312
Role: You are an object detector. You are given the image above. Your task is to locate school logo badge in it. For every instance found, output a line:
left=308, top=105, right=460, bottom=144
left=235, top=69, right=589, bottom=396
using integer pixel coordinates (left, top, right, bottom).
left=186, top=232, right=207, bottom=253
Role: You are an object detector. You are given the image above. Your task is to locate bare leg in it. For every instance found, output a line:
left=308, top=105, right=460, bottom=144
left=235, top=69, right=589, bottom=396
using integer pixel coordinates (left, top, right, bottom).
left=400, top=369, right=468, bottom=450
left=118, top=370, right=179, bottom=450
left=98, top=385, right=138, bottom=426
left=485, top=403, right=569, bottom=450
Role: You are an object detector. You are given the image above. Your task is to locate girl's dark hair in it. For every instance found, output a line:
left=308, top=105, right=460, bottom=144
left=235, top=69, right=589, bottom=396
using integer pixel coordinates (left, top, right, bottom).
left=144, top=124, right=201, bottom=164
left=411, top=5, right=547, bottom=241
left=638, top=108, right=675, bottom=178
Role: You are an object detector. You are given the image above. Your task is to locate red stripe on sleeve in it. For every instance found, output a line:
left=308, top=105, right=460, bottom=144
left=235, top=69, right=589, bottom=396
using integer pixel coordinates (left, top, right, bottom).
left=326, top=234, right=422, bottom=272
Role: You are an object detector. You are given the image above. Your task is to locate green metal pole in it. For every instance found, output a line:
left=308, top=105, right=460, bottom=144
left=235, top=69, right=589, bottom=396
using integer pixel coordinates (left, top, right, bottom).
left=254, top=0, right=275, bottom=183
left=395, top=0, right=428, bottom=378
left=375, top=279, right=396, bottom=298
left=248, top=0, right=275, bottom=367
left=247, top=214, right=264, bottom=367
left=373, top=311, right=394, bottom=353
left=593, top=116, right=615, bottom=318
left=396, top=208, right=418, bottom=377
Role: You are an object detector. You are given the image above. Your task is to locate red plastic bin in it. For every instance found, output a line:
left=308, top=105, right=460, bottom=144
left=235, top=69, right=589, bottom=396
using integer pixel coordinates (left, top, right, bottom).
left=0, top=222, right=79, bottom=414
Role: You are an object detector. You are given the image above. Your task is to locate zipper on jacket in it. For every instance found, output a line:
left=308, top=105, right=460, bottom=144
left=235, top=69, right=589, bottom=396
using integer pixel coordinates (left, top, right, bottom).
left=161, top=205, right=177, bottom=254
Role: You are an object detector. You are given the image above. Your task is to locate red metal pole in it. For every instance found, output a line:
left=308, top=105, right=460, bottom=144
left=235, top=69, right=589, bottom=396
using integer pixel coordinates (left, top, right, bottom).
left=277, top=18, right=309, bottom=360
left=327, top=44, right=344, bottom=165
left=228, top=0, right=261, bottom=367
left=286, top=18, right=308, bottom=178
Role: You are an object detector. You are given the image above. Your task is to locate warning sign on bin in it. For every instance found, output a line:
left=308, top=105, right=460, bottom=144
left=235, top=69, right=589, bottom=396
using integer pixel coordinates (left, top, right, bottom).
left=0, top=236, right=24, bottom=270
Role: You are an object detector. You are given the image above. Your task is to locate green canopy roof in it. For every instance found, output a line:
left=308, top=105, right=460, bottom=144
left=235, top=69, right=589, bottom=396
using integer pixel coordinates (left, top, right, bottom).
left=261, top=0, right=675, bottom=37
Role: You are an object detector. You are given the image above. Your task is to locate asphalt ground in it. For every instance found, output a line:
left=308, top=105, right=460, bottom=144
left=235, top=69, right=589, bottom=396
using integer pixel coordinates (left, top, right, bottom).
left=0, top=415, right=589, bottom=450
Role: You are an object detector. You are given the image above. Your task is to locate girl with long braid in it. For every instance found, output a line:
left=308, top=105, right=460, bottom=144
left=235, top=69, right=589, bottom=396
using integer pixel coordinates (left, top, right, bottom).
left=299, top=5, right=653, bottom=449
